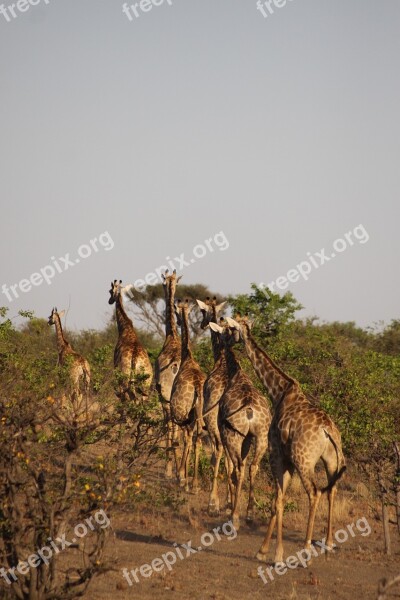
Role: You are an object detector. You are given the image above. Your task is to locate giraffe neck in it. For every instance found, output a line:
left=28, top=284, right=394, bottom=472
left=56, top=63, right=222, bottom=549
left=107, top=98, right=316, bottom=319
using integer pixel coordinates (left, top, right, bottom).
left=115, top=294, right=135, bottom=337
left=210, top=308, right=222, bottom=362
left=224, top=344, right=240, bottom=379
left=53, top=314, right=69, bottom=358
left=242, top=330, right=295, bottom=405
left=180, top=309, right=192, bottom=361
left=165, top=282, right=178, bottom=338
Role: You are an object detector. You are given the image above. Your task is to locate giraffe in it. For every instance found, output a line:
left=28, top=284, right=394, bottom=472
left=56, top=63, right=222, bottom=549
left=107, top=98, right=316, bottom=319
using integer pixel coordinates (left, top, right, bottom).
left=196, top=296, right=229, bottom=515
left=208, top=321, right=272, bottom=530
left=48, top=307, right=91, bottom=421
left=170, top=299, right=206, bottom=492
left=155, top=270, right=182, bottom=478
left=226, top=316, right=346, bottom=564
left=108, top=280, right=153, bottom=403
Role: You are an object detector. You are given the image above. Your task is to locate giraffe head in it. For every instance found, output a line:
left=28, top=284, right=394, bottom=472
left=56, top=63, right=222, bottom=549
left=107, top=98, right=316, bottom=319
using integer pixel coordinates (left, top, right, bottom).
left=48, top=307, right=65, bottom=326
left=225, top=315, right=253, bottom=341
left=196, top=297, right=227, bottom=329
left=108, top=279, right=123, bottom=305
left=209, top=319, right=239, bottom=347
left=162, top=269, right=182, bottom=295
left=174, top=298, right=193, bottom=327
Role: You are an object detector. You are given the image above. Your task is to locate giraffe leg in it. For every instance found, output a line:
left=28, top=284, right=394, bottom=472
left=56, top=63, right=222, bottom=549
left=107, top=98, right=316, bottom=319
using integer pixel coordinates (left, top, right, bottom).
left=195, top=387, right=206, bottom=434
left=178, top=428, right=191, bottom=488
left=191, top=430, right=201, bottom=494
left=257, top=460, right=292, bottom=563
left=273, top=468, right=293, bottom=564
left=326, top=485, right=337, bottom=550
left=322, top=454, right=340, bottom=551
left=220, top=424, right=238, bottom=513
left=231, top=459, right=246, bottom=531
left=247, top=434, right=268, bottom=522
left=305, top=488, right=321, bottom=552
left=184, top=428, right=195, bottom=493
left=224, top=451, right=234, bottom=514
left=208, top=437, right=223, bottom=515
left=172, top=421, right=182, bottom=478
left=165, top=419, right=173, bottom=479
left=300, top=472, right=321, bottom=554
left=321, top=444, right=338, bottom=556
left=256, top=504, right=276, bottom=562
left=223, top=429, right=247, bottom=531
left=162, top=402, right=174, bottom=479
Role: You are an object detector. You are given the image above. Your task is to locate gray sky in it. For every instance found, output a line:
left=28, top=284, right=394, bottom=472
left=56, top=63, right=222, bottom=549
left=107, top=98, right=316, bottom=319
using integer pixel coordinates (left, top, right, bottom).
left=1, top=0, right=399, bottom=331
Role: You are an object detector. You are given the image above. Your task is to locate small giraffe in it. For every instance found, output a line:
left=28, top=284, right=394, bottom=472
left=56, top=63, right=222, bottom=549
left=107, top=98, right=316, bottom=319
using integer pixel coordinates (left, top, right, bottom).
left=226, top=316, right=346, bottom=564
left=170, top=299, right=206, bottom=492
left=108, top=280, right=153, bottom=402
left=155, top=270, right=182, bottom=478
left=48, top=307, right=91, bottom=421
left=209, top=321, right=272, bottom=530
left=196, top=297, right=228, bottom=515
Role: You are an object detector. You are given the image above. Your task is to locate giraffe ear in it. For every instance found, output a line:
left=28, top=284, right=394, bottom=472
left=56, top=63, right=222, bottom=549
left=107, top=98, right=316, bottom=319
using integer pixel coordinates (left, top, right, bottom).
left=216, top=301, right=227, bottom=314
left=196, top=299, right=208, bottom=311
left=122, top=284, right=134, bottom=298
left=226, top=317, right=240, bottom=329
left=58, top=310, right=65, bottom=318
left=209, top=322, right=224, bottom=334
left=176, top=275, right=182, bottom=283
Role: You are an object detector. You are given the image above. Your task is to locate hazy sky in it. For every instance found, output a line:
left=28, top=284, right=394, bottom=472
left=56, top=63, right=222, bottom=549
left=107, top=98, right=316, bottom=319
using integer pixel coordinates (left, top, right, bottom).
left=1, top=0, right=399, bottom=331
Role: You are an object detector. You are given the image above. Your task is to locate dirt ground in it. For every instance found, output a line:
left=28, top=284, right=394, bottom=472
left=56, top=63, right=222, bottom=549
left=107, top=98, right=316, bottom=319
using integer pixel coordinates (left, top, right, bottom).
left=84, top=475, right=400, bottom=600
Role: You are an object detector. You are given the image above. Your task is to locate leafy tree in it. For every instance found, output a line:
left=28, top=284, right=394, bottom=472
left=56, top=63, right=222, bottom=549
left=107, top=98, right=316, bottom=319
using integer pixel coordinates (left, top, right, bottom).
left=228, top=284, right=303, bottom=338
left=373, top=319, right=400, bottom=356
left=0, top=309, right=163, bottom=599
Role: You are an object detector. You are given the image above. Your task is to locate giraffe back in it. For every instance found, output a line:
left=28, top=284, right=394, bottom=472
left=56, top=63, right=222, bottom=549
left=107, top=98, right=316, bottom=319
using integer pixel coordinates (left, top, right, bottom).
left=171, top=355, right=206, bottom=424
left=271, top=385, right=345, bottom=473
left=155, top=334, right=181, bottom=402
left=219, top=369, right=272, bottom=438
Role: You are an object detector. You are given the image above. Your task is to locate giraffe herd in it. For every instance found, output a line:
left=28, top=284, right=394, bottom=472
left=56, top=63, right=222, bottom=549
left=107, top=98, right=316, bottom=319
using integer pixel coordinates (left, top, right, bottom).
left=47, top=271, right=346, bottom=565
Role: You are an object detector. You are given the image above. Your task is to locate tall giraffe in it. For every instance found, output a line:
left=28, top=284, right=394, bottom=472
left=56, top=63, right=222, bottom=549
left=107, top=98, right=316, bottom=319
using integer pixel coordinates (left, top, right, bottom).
left=196, top=297, right=228, bottom=514
left=170, top=299, right=206, bottom=492
left=48, top=307, right=91, bottom=421
left=155, top=270, right=182, bottom=478
left=209, top=321, right=271, bottom=530
left=226, top=316, right=346, bottom=564
left=108, top=280, right=153, bottom=402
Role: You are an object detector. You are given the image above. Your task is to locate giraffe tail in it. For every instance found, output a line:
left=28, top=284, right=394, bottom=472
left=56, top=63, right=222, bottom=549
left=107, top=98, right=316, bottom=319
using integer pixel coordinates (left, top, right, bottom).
left=321, top=465, right=347, bottom=493
left=220, top=401, right=254, bottom=437
left=321, top=427, right=346, bottom=493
